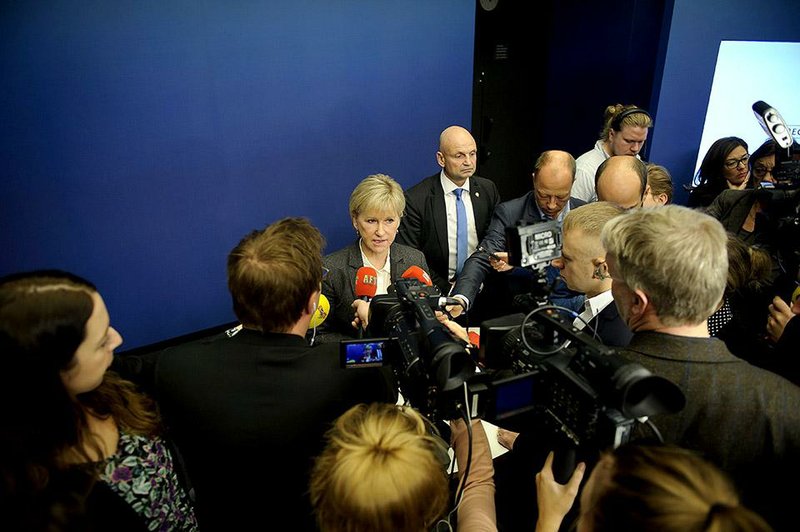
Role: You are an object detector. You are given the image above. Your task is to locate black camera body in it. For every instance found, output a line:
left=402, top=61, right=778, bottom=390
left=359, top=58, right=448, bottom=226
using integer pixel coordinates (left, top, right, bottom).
left=470, top=309, right=685, bottom=451
left=357, top=278, right=476, bottom=420
left=505, top=220, right=562, bottom=271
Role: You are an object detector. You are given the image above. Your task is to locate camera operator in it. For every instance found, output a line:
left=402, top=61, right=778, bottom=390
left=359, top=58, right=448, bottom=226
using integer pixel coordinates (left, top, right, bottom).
left=601, top=205, right=800, bottom=531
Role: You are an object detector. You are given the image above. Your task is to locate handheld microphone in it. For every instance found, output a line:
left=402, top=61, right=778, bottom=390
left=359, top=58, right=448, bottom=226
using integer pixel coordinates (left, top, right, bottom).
left=355, top=266, right=378, bottom=300
left=401, top=265, right=433, bottom=286
left=355, top=266, right=378, bottom=338
left=400, top=267, right=462, bottom=309
left=753, top=100, right=794, bottom=149
left=308, top=294, right=330, bottom=329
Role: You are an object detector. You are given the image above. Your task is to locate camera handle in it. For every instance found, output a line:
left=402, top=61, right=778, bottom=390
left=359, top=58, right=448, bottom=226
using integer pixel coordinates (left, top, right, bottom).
left=552, top=446, right=578, bottom=485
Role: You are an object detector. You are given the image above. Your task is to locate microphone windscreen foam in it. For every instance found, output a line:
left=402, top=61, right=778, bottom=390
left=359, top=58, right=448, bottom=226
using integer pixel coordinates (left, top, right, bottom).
left=401, top=265, right=432, bottom=286
left=355, top=266, right=378, bottom=299
left=309, top=294, right=330, bottom=329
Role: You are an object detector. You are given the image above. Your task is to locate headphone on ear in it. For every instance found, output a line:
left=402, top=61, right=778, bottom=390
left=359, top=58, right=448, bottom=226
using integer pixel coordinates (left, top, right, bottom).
left=611, top=107, right=651, bottom=131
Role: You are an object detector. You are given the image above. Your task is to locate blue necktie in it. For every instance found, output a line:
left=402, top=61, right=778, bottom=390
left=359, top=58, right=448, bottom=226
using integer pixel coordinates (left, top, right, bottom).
left=454, top=188, right=467, bottom=275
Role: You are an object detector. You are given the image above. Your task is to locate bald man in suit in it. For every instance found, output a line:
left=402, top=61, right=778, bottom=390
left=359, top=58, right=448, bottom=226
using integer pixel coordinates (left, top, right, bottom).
left=398, top=126, right=500, bottom=296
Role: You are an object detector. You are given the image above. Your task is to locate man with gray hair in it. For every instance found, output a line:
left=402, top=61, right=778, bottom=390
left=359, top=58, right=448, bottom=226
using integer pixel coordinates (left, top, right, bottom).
left=601, top=204, right=800, bottom=530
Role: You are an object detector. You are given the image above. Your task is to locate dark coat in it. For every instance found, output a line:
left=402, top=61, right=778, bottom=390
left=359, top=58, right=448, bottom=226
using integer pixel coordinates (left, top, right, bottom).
left=621, top=331, right=800, bottom=530
left=397, top=173, right=500, bottom=295
left=322, top=241, right=429, bottom=337
left=586, top=301, right=633, bottom=348
left=152, top=330, right=396, bottom=531
left=452, top=191, right=585, bottom=312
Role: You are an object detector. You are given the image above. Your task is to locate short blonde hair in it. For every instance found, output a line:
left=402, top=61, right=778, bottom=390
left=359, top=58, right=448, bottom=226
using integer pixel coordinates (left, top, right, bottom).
left=310, top=403, right=450, bottom=532
left=349, top=174, right=405, bottom=219
left=563, top=201, right=626, bottom=237
left=601, top=205, right=728, bottom=326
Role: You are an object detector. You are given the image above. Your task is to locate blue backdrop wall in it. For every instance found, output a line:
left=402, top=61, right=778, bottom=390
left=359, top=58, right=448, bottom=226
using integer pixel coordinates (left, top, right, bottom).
left=1, top=1, right=476, bottom=349
left=648, top=0, right=800, bottom=205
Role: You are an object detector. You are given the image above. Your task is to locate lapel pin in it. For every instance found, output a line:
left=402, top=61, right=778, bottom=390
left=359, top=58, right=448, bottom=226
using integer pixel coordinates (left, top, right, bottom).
left=475, top=192, right=480, bottom=197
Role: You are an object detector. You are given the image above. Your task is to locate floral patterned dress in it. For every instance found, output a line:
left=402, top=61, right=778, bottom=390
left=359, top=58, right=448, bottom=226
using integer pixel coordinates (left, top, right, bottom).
left=100, top=431, right=199, bottom=531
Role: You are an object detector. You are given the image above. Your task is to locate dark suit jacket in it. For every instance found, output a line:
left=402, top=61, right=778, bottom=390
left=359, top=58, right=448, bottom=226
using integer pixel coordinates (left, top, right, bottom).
left=585, top=300, right=633, bottom=348
left=621, top=331, right=800, bottom=530
left=452, top=191, right=585, bottom=310
left=151, top=330, right=396, bottom=531
left=322, top=241, right=429, bottom=337
left=397, top=173, right=500, bottom=295
left=704, top=189, right=760, bottom=243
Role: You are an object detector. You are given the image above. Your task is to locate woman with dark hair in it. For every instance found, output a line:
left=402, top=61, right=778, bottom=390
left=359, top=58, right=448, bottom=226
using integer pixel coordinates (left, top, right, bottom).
left=687, top=136, right=752, bottom=208
left=703, top=139, right=783, bottom=249
left=0, top=270, right=197, bottom=531
left=750, top=138, right=777, bottom=185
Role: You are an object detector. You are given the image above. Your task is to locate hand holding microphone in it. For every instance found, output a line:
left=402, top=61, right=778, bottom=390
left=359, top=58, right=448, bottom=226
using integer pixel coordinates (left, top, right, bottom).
left=353, top=266, right=378, bottom=336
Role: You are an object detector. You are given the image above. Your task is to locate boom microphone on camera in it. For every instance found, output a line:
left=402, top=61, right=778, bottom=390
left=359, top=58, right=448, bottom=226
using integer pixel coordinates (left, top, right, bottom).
left=753, top=100, right=794, bottom=149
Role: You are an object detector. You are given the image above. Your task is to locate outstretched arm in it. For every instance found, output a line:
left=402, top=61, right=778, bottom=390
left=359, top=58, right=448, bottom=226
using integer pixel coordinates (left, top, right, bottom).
left=451, top=419, right=497, bottom=531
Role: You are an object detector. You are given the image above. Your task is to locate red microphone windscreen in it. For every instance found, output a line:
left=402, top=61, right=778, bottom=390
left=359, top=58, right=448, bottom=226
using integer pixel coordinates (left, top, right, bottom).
left=468, top=330, right=480, bottom=349
left=401, top=265, right=432, bottom=286
left=355, top=266, right=378, bottom=298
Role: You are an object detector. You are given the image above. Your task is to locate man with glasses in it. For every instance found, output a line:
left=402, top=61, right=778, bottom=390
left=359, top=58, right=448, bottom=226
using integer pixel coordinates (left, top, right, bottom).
left=448, top=150, right=585, bottom=320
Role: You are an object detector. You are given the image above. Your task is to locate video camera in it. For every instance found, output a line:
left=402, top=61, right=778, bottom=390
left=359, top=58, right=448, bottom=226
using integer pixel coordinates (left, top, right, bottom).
left=473, top=308, right=685, bottom=451
left=751, top=100, right=800, bottom=279
left=348, top=278, right=476, bottom=420
left=344, top=279, right=684, bottom=456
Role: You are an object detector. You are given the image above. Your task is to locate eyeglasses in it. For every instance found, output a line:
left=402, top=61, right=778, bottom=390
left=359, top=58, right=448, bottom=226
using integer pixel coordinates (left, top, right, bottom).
left=322, top=266, right=330, bottom=280
left=535, top=190, right=570, bottom=204
left=723, top=154, right=750, bottom=169
left=752, top=164, right=774, bottom=179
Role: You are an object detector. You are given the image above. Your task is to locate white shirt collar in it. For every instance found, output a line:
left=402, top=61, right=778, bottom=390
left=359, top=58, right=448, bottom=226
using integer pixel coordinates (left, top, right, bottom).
left=584, top=289, right=615, bottom=318
left=358, top=240, right=392, bottom=295
left=440, top=171, right=471, bottom=195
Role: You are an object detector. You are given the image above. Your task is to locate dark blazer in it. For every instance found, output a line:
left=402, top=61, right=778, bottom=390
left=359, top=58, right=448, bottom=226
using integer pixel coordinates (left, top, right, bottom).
left=621, top=331, right=800, bottom=530
left=585, top=300, right=633, bottom=348
left=452, top=191, right=585, bottom=308
left=322, top=241, right=429, bottom=337
left=152, top=330, right=397, bottom=531
left=397, top=173, right=500, bottom=295
left=704, top=189, right=759, bottom=243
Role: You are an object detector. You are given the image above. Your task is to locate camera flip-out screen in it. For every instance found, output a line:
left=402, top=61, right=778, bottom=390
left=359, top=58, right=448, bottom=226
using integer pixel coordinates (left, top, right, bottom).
left=506, top=221, right=562, bottom=270
left=340, top=338, right=389, bottom=368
